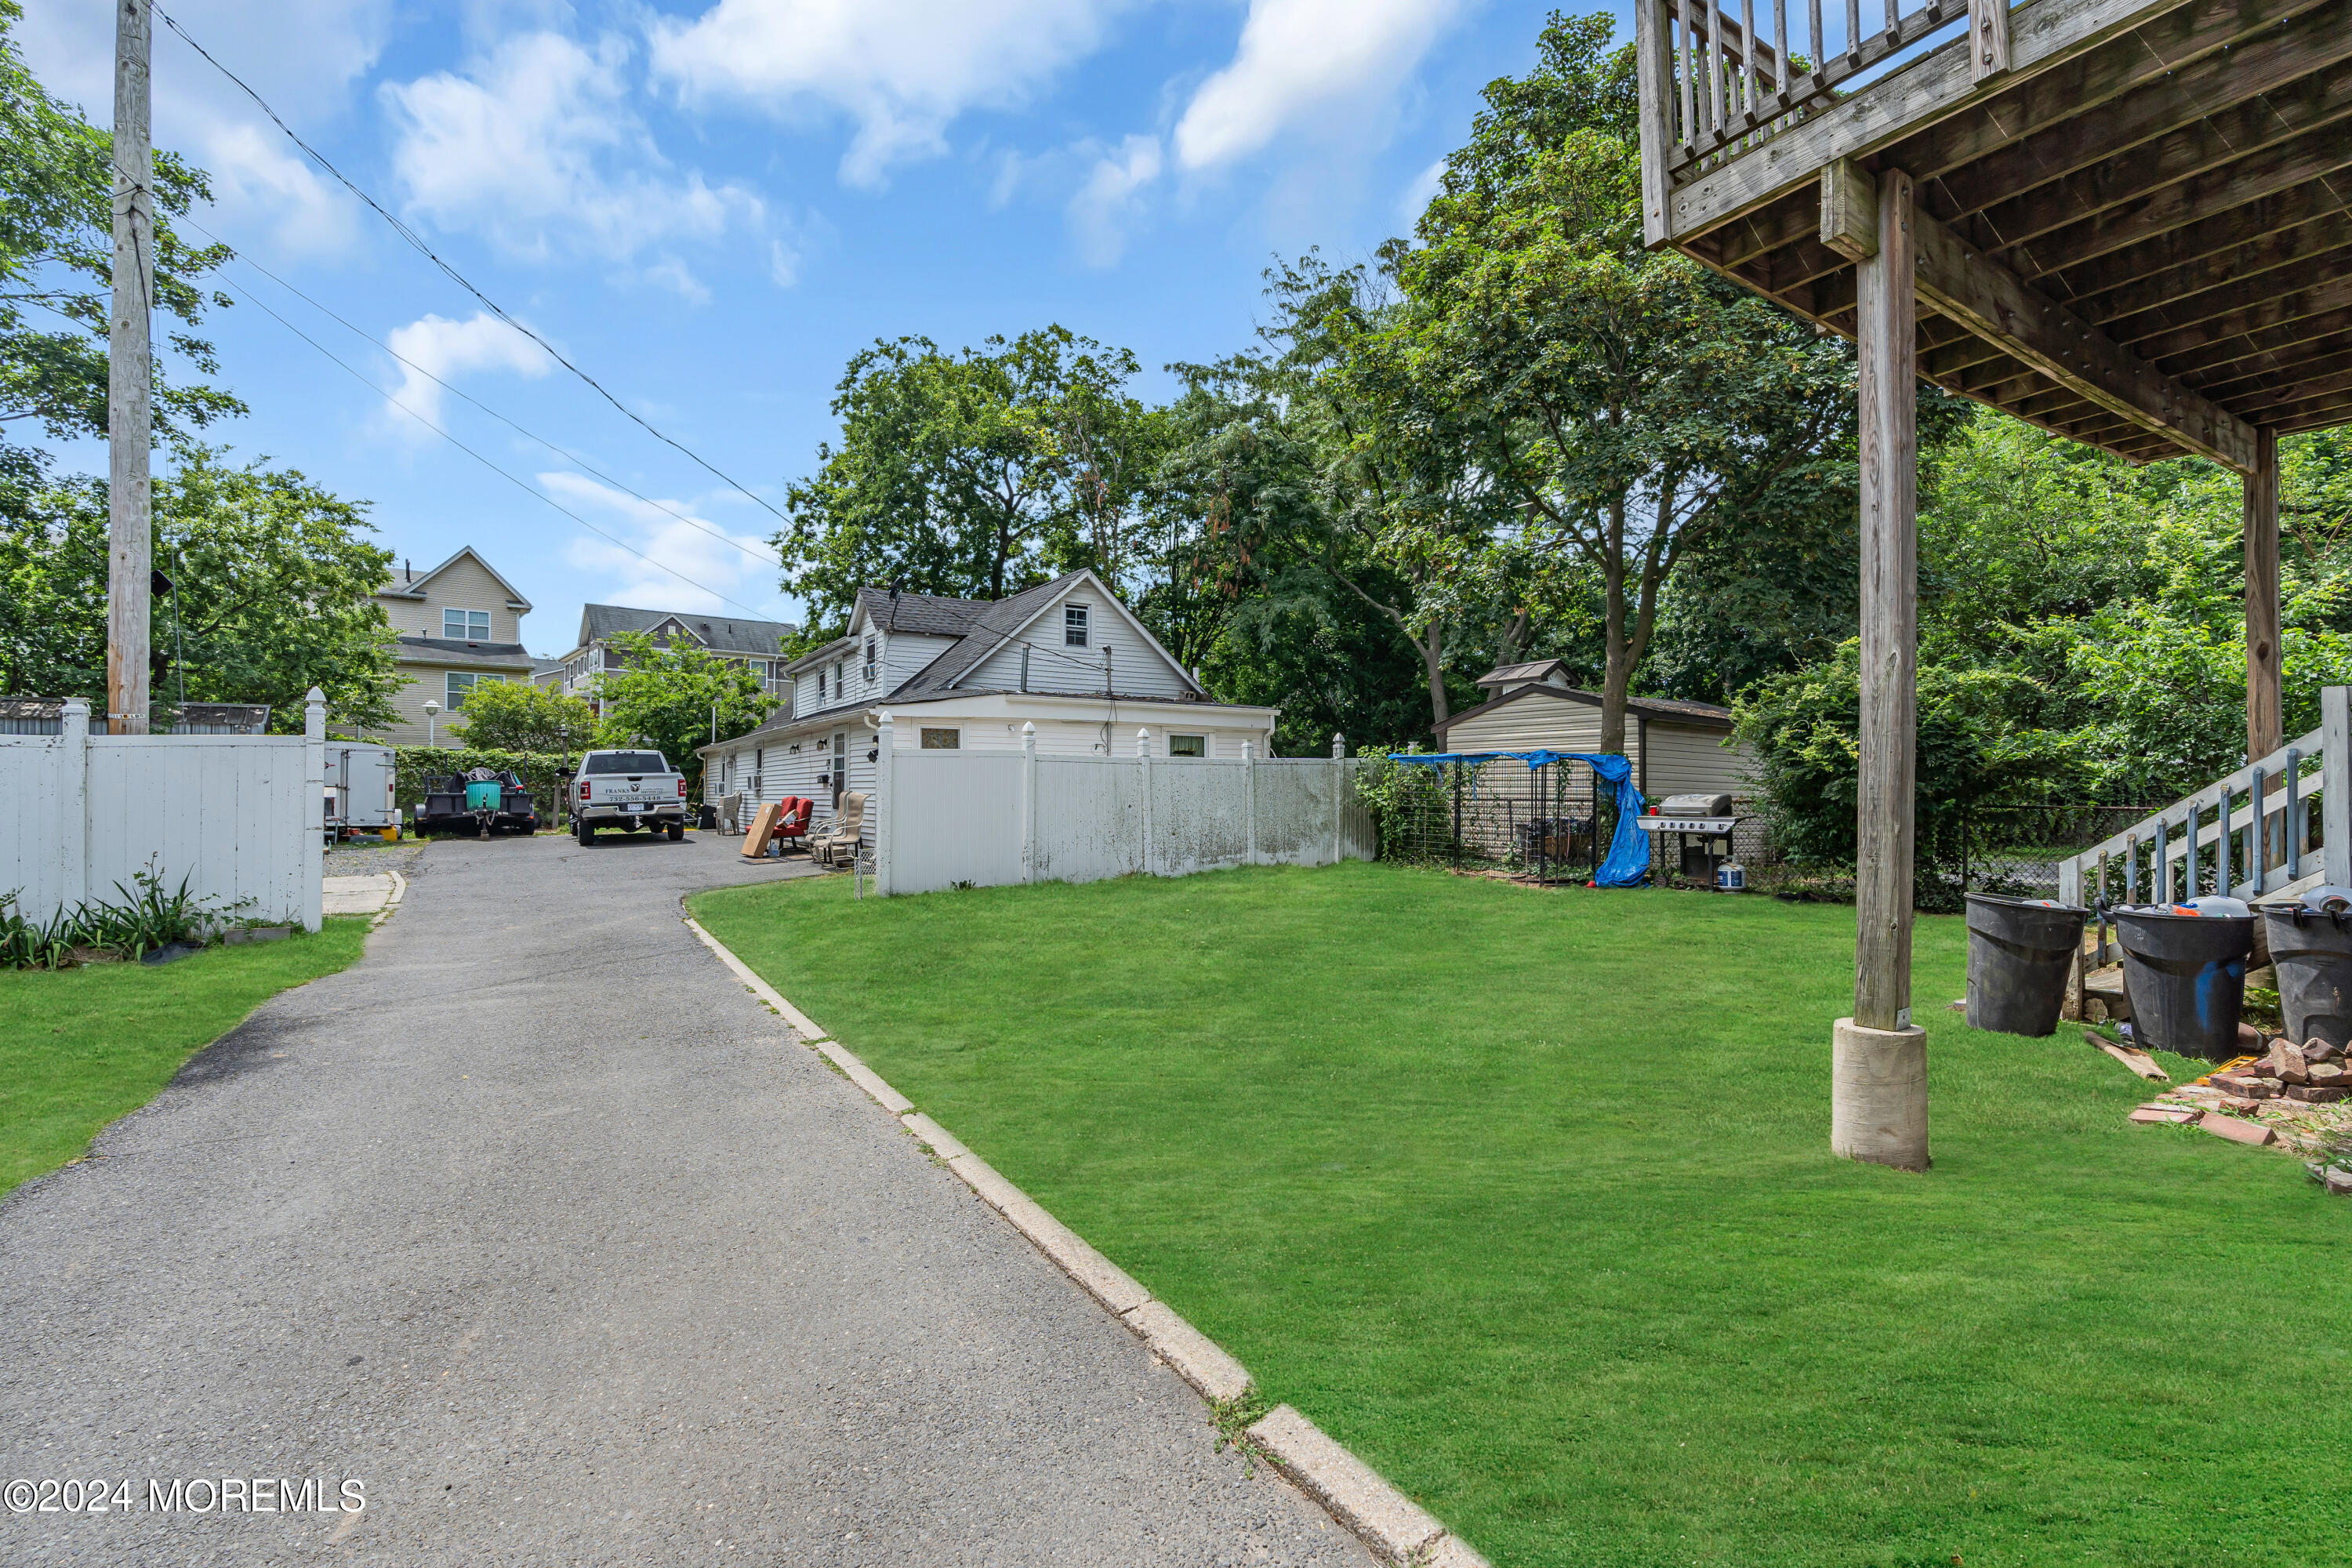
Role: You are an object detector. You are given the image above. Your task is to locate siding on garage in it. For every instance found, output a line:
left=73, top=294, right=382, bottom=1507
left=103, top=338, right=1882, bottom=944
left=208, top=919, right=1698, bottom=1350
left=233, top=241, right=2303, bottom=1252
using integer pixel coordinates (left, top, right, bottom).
left=1642, top=720, right=1755, bottom=800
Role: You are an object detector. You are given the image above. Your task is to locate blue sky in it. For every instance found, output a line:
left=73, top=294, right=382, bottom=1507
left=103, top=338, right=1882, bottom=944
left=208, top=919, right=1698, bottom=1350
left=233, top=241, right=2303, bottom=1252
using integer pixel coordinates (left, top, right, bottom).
left=22, top=0, right=1632, bottom=655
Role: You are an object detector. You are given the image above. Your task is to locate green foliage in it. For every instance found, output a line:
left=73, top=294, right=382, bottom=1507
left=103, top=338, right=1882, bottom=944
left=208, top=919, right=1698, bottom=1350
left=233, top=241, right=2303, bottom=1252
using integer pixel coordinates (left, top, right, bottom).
left=1734, top=641, right=2089, bottom=898
left=777, top=326, right=1159, bottom=644
left=591, top=631, right=779, bottom=795
left=390, top=746, right=578, bottom=825
left=1368, top=13, right=1856, bottom=750
left=0, top=451, right=401, bottom=730
left=1348, top=749, right=1453, bottom=860
left=2, top=865, right=229, bottom=970
left=0, top=0, right=241, bottom=477
left=449, top=678, right=593, bottom=753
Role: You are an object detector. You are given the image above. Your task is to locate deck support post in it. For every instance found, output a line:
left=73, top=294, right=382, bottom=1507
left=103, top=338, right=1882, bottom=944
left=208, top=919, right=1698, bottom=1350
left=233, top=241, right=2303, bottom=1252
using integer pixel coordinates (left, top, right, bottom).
left=2245, top=427, right=2281, bottom=768
left=1836, top=165, right=1928, bottom=1173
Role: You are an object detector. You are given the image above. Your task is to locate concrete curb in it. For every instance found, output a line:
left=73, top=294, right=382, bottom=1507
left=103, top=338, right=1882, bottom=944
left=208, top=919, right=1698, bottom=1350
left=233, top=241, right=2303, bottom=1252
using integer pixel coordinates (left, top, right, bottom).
left=681, top=909, right=1486, bottom=1568
left=372, top=869, right=407, bottom=930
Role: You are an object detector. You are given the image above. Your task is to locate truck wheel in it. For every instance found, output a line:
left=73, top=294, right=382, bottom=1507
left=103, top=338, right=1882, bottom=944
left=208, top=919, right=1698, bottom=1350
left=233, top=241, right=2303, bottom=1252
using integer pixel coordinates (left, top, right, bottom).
left=667, top=822, right=684, bottom=842
left=576, top=821, right=595, bottom=846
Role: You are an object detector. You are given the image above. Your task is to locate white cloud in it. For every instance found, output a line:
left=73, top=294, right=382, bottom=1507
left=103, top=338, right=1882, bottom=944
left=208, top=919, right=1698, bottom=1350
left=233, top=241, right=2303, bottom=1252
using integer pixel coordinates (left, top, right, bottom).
left=648, top=0, right=1123, bottom=187
left=1174, top=0, right=1465, bottom=171
left=19, top=0, right=386, bottom=259
left=383, top=31, right=761, bottom=264
left=1067, top=134, right=1161, bottom=267
left=541, top=472, right=783, bottom=617
left=1396, top=155, right=1446, bottom=227
left=768, top=238, right=802, bottom=288
left=380, top=311, right=552, bottom=438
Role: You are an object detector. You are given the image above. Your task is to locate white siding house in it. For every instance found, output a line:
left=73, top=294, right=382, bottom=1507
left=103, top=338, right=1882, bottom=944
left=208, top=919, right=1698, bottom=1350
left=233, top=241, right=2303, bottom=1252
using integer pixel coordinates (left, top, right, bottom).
left=1435, top=661, right=1757, bottom=801
left=701, top=570, right=1279, bottom=826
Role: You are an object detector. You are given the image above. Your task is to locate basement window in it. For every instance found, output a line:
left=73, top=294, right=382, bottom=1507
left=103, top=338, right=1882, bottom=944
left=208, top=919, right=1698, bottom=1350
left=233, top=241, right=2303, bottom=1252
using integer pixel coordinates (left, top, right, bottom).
left=920, top=728, right=960, bottom=750
left=1168, top=734, right=1206, bottom=757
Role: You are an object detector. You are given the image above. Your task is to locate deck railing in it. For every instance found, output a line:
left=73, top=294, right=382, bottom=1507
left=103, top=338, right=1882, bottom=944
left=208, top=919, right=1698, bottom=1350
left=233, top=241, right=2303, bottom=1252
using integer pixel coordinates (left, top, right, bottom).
left=2056, top=688, right=2352, bottom=965
left=1640, top=0, right=1988, bottom=178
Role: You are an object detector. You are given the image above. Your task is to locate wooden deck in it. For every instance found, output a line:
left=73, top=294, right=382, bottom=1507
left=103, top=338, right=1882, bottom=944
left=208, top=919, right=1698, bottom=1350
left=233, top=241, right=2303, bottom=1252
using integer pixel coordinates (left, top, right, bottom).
left=1638, top=0, right=2352, bottom=469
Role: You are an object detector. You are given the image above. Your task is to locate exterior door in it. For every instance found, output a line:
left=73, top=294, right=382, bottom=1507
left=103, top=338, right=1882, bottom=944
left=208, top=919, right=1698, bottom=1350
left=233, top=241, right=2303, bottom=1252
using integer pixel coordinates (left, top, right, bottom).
left=832, top=731, right=848, bottom=810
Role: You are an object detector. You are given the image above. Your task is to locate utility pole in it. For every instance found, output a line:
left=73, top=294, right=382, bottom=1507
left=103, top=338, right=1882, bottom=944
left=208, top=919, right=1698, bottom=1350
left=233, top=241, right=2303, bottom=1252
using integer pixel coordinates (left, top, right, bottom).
left=107, top=0, right=154, bottom=734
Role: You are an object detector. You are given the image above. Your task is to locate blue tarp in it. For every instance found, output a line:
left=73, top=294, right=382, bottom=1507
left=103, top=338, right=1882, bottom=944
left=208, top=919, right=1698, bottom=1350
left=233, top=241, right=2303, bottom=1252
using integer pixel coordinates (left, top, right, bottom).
left=1385, top=750, right=1650, bottom=887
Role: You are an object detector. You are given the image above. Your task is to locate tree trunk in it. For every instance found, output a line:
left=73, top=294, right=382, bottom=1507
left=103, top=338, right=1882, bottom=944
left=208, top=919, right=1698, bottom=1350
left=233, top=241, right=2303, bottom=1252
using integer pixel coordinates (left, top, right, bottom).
left=1597, top=499, right=1630, bottom=756
left=1421, top=624, right=1449, bottom=730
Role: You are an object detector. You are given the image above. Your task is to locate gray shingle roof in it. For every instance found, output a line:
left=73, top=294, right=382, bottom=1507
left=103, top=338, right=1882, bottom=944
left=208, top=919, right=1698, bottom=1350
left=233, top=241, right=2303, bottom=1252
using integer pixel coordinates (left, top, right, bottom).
left=396, top=635, right=535, bottom=665
left=851, top=586, right=993, bottom=638
left=886, top=574, right=1083, bottom=699
left=576, top=604, right=793, bottom=658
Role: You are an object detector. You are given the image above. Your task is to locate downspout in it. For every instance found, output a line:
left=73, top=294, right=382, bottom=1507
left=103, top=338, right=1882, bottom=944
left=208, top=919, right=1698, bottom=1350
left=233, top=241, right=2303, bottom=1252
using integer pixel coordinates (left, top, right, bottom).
left=1637, top=713, right=1649, bottom=797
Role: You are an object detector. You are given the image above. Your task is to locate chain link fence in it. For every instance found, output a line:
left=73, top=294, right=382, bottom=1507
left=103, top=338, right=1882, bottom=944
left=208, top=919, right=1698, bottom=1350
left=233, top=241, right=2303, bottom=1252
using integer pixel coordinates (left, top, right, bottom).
left=1369, top=768, right=2152, bottom=903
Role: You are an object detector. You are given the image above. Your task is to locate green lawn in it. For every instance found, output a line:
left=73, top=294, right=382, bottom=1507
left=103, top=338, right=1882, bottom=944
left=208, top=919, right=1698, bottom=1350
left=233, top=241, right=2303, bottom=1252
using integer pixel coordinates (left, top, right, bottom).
left=0, top=919, right=370, bottom=1197
left=691, top=864, right=2349, bottom=1568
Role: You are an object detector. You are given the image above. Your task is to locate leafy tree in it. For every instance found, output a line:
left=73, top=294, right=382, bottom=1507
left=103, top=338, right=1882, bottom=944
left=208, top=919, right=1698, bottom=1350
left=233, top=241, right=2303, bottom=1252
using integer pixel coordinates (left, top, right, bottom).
left=778, top=325, right=1156, bottom=643
left=0, top=0, right=240, bottom=481
left=0, top=452, right=402, bottom=730
left=1152, top=256, right=1500, bottom=734
left=593, top=630, right=779, bottom=797
left=1370, top=12, right=1855, bottom=753
left=1733, top=642, right=2089, bottom=903
left=450, top=678, right=593, bottom=753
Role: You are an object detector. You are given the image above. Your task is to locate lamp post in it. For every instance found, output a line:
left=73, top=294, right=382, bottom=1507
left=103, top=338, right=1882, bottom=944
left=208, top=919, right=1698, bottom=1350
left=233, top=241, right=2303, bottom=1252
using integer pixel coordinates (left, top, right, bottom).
left=423, top=698, right=441, bottom=748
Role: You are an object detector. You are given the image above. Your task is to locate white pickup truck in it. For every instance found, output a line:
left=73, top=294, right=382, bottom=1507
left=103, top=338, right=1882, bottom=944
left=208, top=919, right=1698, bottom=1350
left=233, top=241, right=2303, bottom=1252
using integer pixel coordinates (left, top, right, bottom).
left=572, top=749, right=688, bottom=844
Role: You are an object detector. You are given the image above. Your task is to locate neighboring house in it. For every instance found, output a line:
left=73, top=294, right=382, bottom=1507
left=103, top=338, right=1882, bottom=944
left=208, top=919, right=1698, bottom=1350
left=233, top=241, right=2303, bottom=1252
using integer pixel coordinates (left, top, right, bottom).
left=372, top=548, right=537, bottom=746
left=1434, top=659, right=1756, bottom=800
left=699, top=570, right=1279, bottom=825
left=536, top=605, right=796, bottom=720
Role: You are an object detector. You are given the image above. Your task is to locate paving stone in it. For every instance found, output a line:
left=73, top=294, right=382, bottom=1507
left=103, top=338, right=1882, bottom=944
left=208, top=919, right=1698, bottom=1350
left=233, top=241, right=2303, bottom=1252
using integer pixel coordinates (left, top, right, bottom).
left=945, top=1152, right=1151, bottom=1316
left=900, top=1112, right=970, bottom=1162
left=2201, top=1115, right=2278, bottom=1147
left=1248, top=1405, right=1446, bottom=1566
left=1122, top=1301, right=1254, bottom=1404
left=2286, top=1085, right=2346, bottom=1103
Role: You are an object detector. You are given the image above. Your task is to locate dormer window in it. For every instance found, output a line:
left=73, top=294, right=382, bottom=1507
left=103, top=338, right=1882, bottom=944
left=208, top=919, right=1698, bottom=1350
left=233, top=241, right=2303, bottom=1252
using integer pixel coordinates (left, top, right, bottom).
left=1065, top=604, right=1089, bottom=647
left=444, top=608, right=490, bottom=640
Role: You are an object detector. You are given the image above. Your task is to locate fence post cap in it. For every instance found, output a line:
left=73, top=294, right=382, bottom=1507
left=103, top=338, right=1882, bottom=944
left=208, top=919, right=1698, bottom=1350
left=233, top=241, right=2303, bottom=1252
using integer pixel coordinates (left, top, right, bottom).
left=1331, top=731, right=1345, bottom=758
left=61, top=696, right=89, bottom=714
left=1020, top=720, right=1035, bottom=735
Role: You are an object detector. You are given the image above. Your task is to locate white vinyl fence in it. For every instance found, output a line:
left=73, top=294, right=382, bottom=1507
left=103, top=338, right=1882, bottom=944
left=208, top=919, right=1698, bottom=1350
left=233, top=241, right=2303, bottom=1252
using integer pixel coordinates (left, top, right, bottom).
left=0, top=691, right=325, bottom=930
left=873, top=717, right=1376, bottom=896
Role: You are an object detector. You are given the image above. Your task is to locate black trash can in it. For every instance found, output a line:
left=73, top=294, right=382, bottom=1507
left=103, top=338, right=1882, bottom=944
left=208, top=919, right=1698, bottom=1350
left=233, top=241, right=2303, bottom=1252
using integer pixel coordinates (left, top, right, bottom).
left=2262, top=905, right=2352, bottom=1051
left=1965, top=894, right=2090, bottom=1036
left=2113, top=908, right=2255, bottom=1060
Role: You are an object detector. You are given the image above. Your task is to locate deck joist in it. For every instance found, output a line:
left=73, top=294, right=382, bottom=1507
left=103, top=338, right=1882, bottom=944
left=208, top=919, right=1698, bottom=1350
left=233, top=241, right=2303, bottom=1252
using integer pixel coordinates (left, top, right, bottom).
left=1639, top=0, right=2352, bottom=468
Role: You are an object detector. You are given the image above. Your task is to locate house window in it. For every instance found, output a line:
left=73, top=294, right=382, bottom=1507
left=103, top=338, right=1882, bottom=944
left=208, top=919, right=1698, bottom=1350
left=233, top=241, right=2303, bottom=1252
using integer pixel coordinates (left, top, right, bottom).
left=445, top=672, right=501, bottom=709
left=863, top=637, right=877, bottom=682
left=920, top=728, right=960, bottom=749
left=445, top=608, right=490, bottom=641
left=1169, top=734, right=1206, bottom=757
left=1064, top=604, right=1089, bottom=647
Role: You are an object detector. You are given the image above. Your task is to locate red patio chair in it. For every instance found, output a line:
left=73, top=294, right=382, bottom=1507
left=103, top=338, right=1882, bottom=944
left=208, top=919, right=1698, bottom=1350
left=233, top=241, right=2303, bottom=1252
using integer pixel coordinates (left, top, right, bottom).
left=774, top=796, right=814, bottom=853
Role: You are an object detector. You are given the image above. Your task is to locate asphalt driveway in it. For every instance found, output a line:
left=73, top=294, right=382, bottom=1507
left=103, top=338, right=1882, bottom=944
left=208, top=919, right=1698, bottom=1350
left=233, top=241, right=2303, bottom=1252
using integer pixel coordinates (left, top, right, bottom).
left=0, top=830, right=1369, bottom=1566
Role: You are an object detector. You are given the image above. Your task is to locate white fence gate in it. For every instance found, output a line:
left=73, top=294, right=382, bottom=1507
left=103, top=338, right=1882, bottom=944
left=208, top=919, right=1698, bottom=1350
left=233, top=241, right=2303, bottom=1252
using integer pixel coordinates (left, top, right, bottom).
left=872, top=717, right=1376, bottom=896
left=0, top=692, right=325, bottom=930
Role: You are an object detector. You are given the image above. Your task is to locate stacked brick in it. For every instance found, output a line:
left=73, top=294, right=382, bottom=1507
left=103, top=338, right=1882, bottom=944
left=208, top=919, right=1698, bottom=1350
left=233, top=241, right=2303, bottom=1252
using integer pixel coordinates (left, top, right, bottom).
left=2209, top=1038, right=2350, bottom=1105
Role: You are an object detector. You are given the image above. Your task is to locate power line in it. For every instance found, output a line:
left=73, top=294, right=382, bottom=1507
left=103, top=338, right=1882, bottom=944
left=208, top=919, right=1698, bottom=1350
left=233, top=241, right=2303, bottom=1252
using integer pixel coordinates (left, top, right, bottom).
left=153, top=4, right=791, bottom=526
left=230, top=285, right=781, bottom=621
left=166, top=203, right=785, bottom=576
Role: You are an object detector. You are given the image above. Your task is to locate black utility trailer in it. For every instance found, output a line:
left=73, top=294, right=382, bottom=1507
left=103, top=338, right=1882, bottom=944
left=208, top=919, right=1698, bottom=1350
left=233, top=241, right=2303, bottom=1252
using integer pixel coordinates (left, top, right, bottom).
left=412, top=768, right=539, bottom=837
